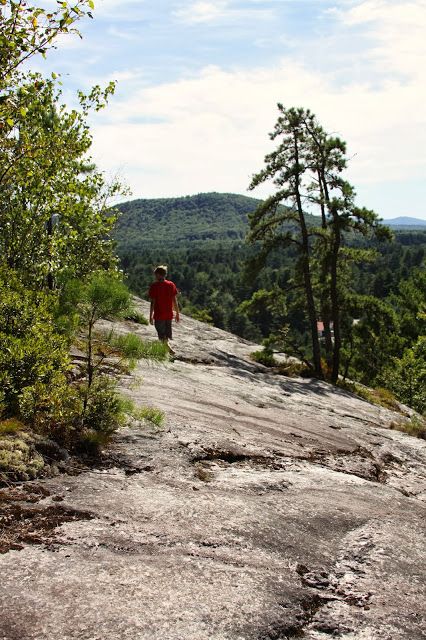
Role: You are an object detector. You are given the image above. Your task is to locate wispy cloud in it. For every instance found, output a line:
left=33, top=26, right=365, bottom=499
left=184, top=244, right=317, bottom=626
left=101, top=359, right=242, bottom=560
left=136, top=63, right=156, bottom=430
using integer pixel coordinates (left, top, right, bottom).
left=173, top=0, right=274, bottom=24
left=36, top=0, right=425, bottom=217
left=174, top=1, right=229, bottom=23
left=330, top=1, right=426, bottom=76
left=88, top=0, right=426, bottom=217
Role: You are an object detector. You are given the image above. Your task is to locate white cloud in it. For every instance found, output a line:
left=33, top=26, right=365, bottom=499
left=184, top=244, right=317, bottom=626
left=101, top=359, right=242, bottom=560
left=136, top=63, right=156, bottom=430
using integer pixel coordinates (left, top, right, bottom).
left=332, top=0, right=426, bottom=76
left=93, top=0, right=148, bottom=21
left=173, top=0, right=273, bottom=24
left=174, top=1, right=229, bottom=23
left=89, top=0, right=426, bottom=215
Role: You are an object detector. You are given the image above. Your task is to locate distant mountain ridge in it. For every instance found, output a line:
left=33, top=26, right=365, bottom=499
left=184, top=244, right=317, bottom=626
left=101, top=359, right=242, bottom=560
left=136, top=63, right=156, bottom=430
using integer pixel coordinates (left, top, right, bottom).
left=385, top=217, right=426, bottom=228
left=115, top=193, right=259, bottom=247
left=115, top=193, right=426, bottom=249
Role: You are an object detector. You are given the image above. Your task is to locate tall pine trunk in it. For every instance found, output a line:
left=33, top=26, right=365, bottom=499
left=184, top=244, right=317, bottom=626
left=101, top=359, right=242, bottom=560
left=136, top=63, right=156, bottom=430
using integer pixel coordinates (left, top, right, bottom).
left=317, top=174, right=333, bottom=366
left=320, top=173, right=342, bottom=383
left=330, top=226, right=341, bottom=383
left=294, top=134, right=323, bottom=378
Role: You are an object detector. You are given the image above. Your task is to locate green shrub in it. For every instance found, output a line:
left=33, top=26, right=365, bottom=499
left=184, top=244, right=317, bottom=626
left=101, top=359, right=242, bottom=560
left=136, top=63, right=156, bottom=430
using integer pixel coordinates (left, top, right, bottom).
left=276, top=360, right=307, bottom=377
left=338, top=380, right=405, bottom=414
left=18, top=374, right=83, bottom=448
left=78, top=378, right=131, bottom=453
left=0, top=268, right=70, bottom=416
left=250, top=349, right=278, bottom=367
left=134, top=406, right=165, bottom=428
left=370, top=387, right=401, bottom=412
left=110, top=333, right=169, bottom=362
left=190, top=309, right=214, bottom=324
left=380, top=337, right=426, bottom=415
left=124, top=309, right=149, bottom=325
left=82, top=273, right=132, bottom=321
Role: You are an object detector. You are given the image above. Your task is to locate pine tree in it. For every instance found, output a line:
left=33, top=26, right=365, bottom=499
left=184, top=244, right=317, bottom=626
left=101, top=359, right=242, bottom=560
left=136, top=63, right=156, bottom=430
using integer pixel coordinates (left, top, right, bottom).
left=248, top=106, right=323, bottom=378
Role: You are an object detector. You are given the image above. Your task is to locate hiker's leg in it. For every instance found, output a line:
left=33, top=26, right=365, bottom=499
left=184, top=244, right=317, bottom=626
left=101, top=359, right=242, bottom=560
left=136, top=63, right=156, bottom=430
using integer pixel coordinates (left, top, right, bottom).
left=155, top=320, right=175, bottom=356
left=161, top=337, right=175, bottom=356
left=165, top=320, right=175, bottom=355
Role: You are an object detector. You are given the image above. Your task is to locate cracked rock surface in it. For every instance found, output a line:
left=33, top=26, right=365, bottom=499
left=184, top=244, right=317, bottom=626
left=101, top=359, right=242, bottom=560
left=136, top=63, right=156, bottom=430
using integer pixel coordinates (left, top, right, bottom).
left=1, top=300, right=425, bottom=640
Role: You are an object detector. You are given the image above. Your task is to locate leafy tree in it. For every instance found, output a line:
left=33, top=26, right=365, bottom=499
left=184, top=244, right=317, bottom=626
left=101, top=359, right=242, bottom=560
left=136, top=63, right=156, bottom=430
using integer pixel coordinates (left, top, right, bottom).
left=248, top=106, right=323, bottom=377
left=1, top=74, right=121, bottom=287
left=248, top=105, right=392, bottom=381
left=0, top=1, right=125, bottom=289
left=60, top=273, right=131, bottom=394
left=0, top=267, right=69, bottom=415
left=341, top=295, right=403, bottom=385
left=391, top=268, right=426, bottom=344
left=0, top=2, right=136, bottom=461
left=300, top=111, right=391, bottom=382
left=381, top=337, right=426, bottom=415
left=0, top=1, right=94, bottom=84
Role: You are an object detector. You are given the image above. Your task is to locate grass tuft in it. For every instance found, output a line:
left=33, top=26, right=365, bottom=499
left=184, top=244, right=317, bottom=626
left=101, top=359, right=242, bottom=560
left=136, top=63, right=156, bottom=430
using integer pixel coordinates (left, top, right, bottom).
left=390, top=415, right=426, bottom=440
left=250, top=350, right=278, bottom=367
left=134, top=406, right=165, bottom=428
left=124, top=310, right=149, bottom=325
left=110, top=333, right=169, bottom=362
left=338, top=381, right=404, bottom=413
left=0, top=419, right=26, bottom=436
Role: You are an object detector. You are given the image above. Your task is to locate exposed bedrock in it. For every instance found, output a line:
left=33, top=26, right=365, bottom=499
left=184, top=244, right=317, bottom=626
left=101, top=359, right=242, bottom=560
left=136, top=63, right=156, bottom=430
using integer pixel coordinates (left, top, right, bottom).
left=1, top=300, right=425, bottom=639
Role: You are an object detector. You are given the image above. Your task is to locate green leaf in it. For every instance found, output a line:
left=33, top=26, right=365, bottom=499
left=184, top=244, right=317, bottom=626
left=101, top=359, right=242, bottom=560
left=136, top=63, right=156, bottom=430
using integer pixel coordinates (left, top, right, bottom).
left=88, top=0, right=95, bottom=8
left=6, top=118, right=14, bottom=127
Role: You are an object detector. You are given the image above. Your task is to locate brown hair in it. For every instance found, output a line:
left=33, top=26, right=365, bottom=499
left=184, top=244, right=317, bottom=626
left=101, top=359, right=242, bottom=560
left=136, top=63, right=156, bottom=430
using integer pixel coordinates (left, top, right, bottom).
left=154, top=265, right=168, bottom=276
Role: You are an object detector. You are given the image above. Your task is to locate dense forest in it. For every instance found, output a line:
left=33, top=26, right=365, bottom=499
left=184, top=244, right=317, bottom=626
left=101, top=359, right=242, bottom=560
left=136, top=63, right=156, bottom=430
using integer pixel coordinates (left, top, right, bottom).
left=115, top=192, right=425, bottom=337
left=115, top=191, right=426, bottom=412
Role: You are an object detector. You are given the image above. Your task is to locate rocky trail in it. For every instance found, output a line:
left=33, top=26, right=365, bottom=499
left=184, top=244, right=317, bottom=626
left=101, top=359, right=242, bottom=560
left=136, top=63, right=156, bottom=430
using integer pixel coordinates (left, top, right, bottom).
left=1, top=300, right=425, bottom=640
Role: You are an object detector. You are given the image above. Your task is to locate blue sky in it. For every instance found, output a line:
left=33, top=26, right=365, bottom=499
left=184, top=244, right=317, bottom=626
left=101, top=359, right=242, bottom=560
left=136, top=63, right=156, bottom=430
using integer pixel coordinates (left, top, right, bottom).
left=37, top=1, right=426, bottom=219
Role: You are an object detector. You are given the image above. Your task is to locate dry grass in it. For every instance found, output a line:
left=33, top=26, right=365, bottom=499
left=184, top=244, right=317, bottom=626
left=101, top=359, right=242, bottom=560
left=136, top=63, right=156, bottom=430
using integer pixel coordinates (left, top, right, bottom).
left=390, top=415, right=426, bottom=440
left=339, top=381, right=405, bottom=414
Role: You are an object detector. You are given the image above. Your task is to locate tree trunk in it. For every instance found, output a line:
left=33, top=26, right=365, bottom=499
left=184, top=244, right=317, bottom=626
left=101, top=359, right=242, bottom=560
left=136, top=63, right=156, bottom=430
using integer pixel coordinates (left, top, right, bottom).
left=82, top=314, right=95, bottom=422
left=317, top=174, right=333, bottom=368
left=319, top=170, right=342, bottom=384
left=330, top=222, right=341, bottom=383
left=343, top=332, right=354, bottom=381
left=294, top=134, right=322, bottom=378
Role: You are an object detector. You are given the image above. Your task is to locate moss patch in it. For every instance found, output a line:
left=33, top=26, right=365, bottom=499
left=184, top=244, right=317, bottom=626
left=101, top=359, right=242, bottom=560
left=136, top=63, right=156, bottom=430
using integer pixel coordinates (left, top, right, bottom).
left=0, top=430, right=45, bottom=483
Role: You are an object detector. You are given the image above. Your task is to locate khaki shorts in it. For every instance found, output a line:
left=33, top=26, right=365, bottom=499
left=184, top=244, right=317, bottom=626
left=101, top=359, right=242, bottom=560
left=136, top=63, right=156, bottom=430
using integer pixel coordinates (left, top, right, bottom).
left=154, top=319, right=172, bottom=340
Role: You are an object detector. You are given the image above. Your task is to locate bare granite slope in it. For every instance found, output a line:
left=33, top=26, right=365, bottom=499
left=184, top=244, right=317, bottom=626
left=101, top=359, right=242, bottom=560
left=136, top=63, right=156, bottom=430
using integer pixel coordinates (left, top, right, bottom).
left=1, top=299, right=425, bottom=640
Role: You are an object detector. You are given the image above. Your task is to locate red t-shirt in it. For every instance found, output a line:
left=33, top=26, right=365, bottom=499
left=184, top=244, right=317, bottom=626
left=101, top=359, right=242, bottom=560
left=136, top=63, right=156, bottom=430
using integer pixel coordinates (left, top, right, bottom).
left=148, top=280, right=178, bottom=320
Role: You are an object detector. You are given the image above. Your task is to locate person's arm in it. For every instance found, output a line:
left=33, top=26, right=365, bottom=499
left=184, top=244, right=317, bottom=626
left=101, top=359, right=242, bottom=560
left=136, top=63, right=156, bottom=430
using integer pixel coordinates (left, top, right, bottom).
left=173, top=296, right=180, bottom=322
left=149, top=299, right=154, bottom=324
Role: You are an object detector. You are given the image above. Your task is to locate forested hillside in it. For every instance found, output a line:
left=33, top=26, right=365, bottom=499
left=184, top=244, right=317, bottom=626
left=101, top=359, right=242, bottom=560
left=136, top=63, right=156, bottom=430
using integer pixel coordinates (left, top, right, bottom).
left=115, top=192, right=426, bottom=412
left=115, top=191, right=425, bottom=329
left=115, top=192, right=296, bottom=336
left=116, top=193, right=254, bottom=245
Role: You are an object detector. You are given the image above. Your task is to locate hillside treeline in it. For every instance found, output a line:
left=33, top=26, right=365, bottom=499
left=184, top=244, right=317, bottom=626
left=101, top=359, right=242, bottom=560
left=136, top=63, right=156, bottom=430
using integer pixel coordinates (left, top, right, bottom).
left=116, top=191, right=426, bottom=414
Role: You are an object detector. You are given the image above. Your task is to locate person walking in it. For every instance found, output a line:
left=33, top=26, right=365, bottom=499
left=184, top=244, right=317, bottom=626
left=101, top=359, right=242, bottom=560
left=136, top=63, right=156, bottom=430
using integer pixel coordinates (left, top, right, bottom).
left=148, top=265, right=180, bottom=355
